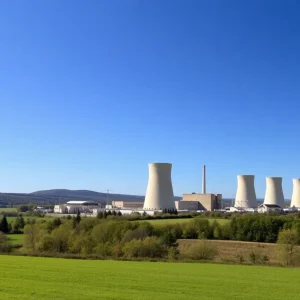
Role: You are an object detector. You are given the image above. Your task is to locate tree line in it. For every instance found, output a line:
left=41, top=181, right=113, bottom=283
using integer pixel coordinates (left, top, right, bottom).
left=17, top=214, right=300, bottom=258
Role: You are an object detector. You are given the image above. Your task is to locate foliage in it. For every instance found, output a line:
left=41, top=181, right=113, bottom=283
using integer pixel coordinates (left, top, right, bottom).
left=12, top=215, right=26, bottom=233
left=0, top=215, right=9, bottom=233
left=276, top=229, right=300, bottom=266
left=183, top=240, right=218, bottom=260
left=0, top=232, right=13, bottom=253
left=122, top=237, right=167, bottom=258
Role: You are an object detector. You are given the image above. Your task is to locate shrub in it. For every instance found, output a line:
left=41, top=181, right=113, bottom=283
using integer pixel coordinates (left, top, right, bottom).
left=249, top=251, right=260, bottom=264
left=0, top=232, right=12, bottom=253
left=122, top=237, right=167, bottom=258
left=184, top=241, right=218, bottom=260
left=276, top=229, right=300, bottom=266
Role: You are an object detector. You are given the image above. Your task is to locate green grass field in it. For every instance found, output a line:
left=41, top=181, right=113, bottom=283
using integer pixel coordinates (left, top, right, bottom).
left=142, top=217, right=229, bottom=225
left=0, top=207, right=17, bottom=212
left=7, top=234, right=24, bottom=245
left=6, top=216, right=52, bottom=224
left=0, top=255, right=299, bottom=300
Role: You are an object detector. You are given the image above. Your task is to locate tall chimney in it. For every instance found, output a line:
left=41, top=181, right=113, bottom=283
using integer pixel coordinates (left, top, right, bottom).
left=202, top=165, right=206, bottom=194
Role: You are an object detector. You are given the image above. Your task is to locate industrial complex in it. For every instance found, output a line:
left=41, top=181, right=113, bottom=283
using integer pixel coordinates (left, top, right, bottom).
left=52, top=162, right=300, bottom=215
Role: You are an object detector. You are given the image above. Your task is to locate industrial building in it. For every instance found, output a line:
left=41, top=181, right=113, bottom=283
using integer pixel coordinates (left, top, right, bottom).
left=54, top=201, right=99, bottom=214
left=257, top=204, right=282, bottom=213
left=234, top=175, right=257, bottom=208
left=291, top=178, right=300, bottom=208
left=176, top=166, right=222, bottom=211
left=50, top=164, right=297, bottom=215
left=143, top=163, right=176, bottom=210
left=176, top=193, right=222, bottom=211
left=111, top=201, right=143, bottom=209
left=264, top=177, right=285, bottom=208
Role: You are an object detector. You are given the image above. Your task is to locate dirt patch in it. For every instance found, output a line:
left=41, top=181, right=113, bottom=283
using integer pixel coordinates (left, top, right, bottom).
left=178, top=239, right=285, bottom=265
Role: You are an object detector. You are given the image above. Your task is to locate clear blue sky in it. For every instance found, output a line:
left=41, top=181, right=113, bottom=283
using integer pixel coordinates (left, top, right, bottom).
left=0, top=0, right=300, bottom=198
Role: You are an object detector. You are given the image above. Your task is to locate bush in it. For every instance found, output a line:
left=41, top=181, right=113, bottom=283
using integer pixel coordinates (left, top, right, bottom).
left=0, top=232, right=13, bottom=253
left=183, top=241, right=218, bottom=260
left=249, top=251, right=260, bottom=264
left=276, top=229, right=300, bottom=266
left=122, top=237, right=167, bottom=258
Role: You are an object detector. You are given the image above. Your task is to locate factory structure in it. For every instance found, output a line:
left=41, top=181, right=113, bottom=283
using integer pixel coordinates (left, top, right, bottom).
left=143, top=163, right=176, bottom=210
left=233, top=174, right=300, bottom=212
left=53, top=162, right=300, bottom=215
left=54, top=201, right=99, bottom=214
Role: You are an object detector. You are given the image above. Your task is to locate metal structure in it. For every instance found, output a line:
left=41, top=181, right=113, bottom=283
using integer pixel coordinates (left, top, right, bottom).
left=264, top=177, right=285, bottom=208
left=143, top=163, right=175, bottom=210
left=202, top=165, right=206, bottom=194
left=234, top=175, right=257, bottom=208
left=291, top=178, right=300, bottom=208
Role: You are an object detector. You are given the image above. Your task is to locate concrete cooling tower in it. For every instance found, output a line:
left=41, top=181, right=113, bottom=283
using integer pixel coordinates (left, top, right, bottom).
left=291, top=179, right=300, bottom=208
left=264, top=177, right=285, bottom=208
left=234, top=175, right=257, bottom=208
left=143, top=163, right=175, bottom=210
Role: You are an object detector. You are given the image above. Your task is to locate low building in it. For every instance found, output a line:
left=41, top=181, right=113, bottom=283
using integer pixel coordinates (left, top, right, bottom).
left=92, top=208, right=156, bottom=216
left=175, top=200, right=199, bottom=211
left=178, top=193, right=222, bottom=211
left=54, top=205, right=68, bottom=214
left=54, top=201, right=99, bottom=214
left=112, top=201, right=143, bottom=209
left=257, top=204, right=282, bottom=213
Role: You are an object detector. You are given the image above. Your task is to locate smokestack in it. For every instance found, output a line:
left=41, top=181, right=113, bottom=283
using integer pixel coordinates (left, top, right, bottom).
left=202, top=165, right=206, bottom=194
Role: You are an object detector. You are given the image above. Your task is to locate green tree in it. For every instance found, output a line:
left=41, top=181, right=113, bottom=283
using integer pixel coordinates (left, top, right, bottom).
left=0, top=232, right=12, bottom=253
left=75, top=210, right=81, bottom=223
left=0, top=215, right=9, bottom=233
left=97, top=212, right=104, bottom=219
left=277, top=229, right=300, bottom=266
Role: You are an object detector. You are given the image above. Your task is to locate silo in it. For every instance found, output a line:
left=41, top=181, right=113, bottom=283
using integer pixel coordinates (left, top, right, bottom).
left=143, top=163, right=175, bottom=210
left=234, top=175, right=257, bottom=208
left=291, top=179, right=300, bottom=208
left=264, top=177, right=285, bottom=208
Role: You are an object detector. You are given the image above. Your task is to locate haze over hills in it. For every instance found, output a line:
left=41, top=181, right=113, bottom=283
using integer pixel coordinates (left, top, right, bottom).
left=0, top=189, right=265, bottom=207
left=0, top=189, right=148, bottom=206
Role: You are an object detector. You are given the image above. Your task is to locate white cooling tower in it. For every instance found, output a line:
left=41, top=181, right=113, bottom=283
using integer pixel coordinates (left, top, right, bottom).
left=264, top=177, right=285, bottom=208
left=291, top=179, right=300, bottom=208
left=143, top=163, right=175, bottom=210
left=234, top=175, right=257, bottom=208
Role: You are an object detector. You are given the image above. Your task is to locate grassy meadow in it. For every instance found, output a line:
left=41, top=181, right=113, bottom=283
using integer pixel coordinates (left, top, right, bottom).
left=0, top=207, right=17, bottom=213
left=0, top=255, right=299, bottom=300
left=7, top=234, right=24, bottom=245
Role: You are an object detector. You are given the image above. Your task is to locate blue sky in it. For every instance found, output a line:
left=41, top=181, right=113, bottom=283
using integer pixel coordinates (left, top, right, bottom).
left=0, top=0, right=300, bottom=198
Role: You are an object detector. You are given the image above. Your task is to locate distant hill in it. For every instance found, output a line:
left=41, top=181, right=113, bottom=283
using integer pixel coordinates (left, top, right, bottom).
left=0, top=189, right=148, bottom=206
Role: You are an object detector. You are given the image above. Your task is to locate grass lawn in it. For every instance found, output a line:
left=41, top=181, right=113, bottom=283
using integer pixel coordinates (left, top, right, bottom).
left=6, top=216, right=52, bottom=224
left=142, top=217, right=229, bottom=225
left=0, top=256, right=299, bottom=300
left=0, top=207, right=17, bottom=213
left=7, top=234, right=24, bottom=245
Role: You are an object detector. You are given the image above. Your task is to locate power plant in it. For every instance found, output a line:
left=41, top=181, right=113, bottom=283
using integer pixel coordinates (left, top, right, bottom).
left=51, top=162, right=298, bottom=215
left=234, top=175, right=257, bottom=208
left=291, top=178, right=300, bottom=208
left=177, top=165, right=222, bottom=211
left=263, top=177, right=285, bottom=208
left=143, top=163, right=176, bottom=210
